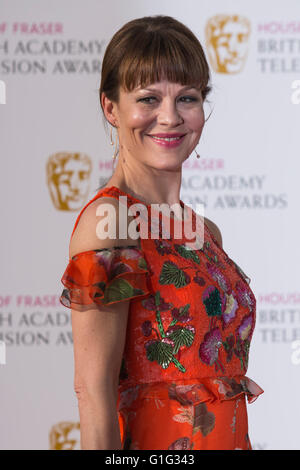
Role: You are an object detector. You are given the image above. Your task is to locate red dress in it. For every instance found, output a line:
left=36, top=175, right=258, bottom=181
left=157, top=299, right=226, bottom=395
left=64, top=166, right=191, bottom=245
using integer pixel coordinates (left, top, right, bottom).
left=60, top=185, right=264, bottom=450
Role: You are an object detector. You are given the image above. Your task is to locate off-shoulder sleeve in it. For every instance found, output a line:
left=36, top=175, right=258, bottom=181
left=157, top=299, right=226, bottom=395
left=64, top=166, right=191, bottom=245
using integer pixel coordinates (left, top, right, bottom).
left=59, top=245, right=151, bottom=311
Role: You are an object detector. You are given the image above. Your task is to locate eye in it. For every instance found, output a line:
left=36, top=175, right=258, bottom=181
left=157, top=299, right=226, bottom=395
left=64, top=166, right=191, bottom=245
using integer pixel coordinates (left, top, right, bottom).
left=138, top=96, right=157, bottom=104
left=138, top=95, right=198, bottom=104
left=179, top=96, right=198, bottom=103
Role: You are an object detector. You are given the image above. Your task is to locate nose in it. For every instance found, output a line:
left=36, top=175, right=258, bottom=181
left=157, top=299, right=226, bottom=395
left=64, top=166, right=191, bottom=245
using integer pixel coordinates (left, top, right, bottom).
left=157, top=98, right=184, bottom=127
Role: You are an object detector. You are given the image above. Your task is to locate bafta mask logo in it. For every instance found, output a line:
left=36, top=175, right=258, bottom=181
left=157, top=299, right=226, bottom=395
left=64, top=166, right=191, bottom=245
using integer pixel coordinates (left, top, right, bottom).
left=47, top=152, right=92, bottom=211
left=205, top=15, right=251, bottom=74
left=49, top=421, right=80, bottom=450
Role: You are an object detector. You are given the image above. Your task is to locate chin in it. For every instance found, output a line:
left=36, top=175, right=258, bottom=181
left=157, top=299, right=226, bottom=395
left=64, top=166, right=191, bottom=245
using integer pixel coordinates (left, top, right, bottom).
left=150, top=160, right=183, bottom=171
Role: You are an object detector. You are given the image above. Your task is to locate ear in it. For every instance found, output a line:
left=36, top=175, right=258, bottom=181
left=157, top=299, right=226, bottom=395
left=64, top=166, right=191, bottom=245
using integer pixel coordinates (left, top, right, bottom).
left=101, top=92, right=118, bottom=127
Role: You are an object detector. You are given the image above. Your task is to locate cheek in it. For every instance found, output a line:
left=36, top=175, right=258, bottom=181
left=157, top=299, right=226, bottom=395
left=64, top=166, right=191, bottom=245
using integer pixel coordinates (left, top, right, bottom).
left=125, top=108, right=153, bottom=130
left=187, top=109, right=205, bottom=132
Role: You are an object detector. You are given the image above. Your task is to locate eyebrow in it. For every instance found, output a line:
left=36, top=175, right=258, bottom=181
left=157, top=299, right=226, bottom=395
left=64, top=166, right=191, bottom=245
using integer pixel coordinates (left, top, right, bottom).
left=141, top=85, right=201, bottom=92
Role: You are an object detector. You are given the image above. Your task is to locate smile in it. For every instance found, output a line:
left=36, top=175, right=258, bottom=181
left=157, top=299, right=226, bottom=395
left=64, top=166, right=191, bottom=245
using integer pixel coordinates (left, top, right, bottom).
left=147, top=134, right=185, bottom=147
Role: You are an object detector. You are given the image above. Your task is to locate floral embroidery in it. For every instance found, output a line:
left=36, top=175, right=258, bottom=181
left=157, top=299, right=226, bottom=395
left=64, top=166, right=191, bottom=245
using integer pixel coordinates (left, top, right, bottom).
left=222, top=332, right=251, bottom=370
left=198, top=277, right=255, bottom=372
left=174, top=244, right=200, bottom=264
left=206, top=262, right=232, bottom=294
left=235, top=280, right=256, bottom=311
left=194, top=274, right=206, bottom=286
left=199, top=327, right=225, bottom=373
left=159, top=261, right=191, bottom=288
left=237, top=314, right=253, bottom=341
left=221, top=293, right=239, bottom=328
left=202, top=285, right=223, bottom=318
left=199, top=240, right=226, bottom=270
left=223, top=334, right=235, bottom=362
left=154, top=239, right=173, bottom=255
left=141, top=291, right=195, bottom=373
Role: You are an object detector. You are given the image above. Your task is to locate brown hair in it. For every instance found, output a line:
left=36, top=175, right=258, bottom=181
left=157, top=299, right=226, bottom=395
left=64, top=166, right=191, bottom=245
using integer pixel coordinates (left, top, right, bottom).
left=99, top=15, right=212, bottom=124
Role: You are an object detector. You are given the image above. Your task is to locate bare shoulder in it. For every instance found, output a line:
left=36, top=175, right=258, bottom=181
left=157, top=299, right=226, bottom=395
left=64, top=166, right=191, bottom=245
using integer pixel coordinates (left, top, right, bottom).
left=69, top=196, right=139, bottom=259
left=204, top=216, right=223, bottom=248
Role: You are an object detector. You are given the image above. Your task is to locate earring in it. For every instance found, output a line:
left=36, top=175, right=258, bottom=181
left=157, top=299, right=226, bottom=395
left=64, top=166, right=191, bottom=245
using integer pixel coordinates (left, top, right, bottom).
left=110, top=124, right=119, bottom=162
left=194, top=149, right=201, bottom=159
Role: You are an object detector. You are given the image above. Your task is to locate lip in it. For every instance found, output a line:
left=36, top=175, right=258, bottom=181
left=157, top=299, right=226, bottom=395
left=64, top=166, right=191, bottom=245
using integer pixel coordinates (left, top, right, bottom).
left=147, top=134, right=186, bottom=148
left=148, top=133, right=186, bottom=138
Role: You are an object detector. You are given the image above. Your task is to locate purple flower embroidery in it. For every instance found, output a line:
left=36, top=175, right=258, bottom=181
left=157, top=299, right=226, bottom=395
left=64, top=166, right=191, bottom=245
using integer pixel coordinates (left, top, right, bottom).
left=235, top=280, right=255, bottom=311
left=161, top=337, right=175, bottom=347
left=206, top=262, right=232, bottom=294
left=154, top=239, right=173, bottom=255
left=171, top=306, right=193, bottom=323
left=237, top=314, right=253, bottom=341
left=142, top=294, right=172, bottom=311
left=166, top=324, right=195, bottom=337
left=199, top=327, right=223, bottom=367
left=194, top=274, right=206, bottom=286
left=222, top=293, right=239, bottom=328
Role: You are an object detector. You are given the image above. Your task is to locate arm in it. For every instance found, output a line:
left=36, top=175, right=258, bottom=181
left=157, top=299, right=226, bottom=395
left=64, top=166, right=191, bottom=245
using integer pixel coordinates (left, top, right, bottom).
left=69, top=197, right=139, bottom=450
left=72, top=300, right=129, bottom=450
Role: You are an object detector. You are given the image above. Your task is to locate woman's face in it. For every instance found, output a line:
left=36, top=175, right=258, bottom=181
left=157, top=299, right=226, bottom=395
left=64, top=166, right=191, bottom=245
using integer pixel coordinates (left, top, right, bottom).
left=107, top=79, right=205, bottom=169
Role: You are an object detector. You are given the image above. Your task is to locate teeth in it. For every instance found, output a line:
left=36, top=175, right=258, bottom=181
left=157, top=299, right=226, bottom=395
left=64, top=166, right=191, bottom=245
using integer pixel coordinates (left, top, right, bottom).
left=151, top=136, right=182, bottom=141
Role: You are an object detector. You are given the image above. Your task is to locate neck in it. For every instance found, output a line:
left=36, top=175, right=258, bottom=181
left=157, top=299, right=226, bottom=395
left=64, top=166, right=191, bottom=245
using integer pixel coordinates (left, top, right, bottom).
left=109, top=153, right=183, bottom=210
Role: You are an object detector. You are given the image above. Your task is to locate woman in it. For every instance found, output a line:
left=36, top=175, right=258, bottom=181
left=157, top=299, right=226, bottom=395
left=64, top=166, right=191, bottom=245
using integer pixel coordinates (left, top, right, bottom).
left=60, top=15, right=264, bottom=450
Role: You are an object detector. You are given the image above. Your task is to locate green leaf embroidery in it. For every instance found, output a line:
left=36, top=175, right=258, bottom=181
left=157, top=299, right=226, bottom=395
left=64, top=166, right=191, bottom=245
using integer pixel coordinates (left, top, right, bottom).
left=203, top=287, right=222, bottom=317
left=175, top=244, right=200, bottom=264
left=159, top=261, right=189, bottom=288
left=167, top=327, right=195, bottom=354
left=143, top=292, right=194, bottom=373
left=146, top=340, right=174, bottom=369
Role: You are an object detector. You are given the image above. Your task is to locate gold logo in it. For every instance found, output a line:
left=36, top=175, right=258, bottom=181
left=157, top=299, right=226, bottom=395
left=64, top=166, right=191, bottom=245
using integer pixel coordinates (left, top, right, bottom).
left=47, top=152, right=92, bottom=211
left=205, top=14, right=251, bottom=74
left=49, top=421, right=80, bottom=450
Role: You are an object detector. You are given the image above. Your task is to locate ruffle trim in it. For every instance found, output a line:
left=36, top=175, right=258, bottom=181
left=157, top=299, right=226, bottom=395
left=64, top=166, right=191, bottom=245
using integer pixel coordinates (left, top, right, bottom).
left=60, top=245, right=151, bottom=311
left=118, top=375, right=264, bottom=409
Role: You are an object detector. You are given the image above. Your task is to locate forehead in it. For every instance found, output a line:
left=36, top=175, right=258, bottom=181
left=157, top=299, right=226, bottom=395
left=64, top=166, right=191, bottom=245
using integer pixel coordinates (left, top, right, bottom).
left=122, top=81, right=201, bottom=94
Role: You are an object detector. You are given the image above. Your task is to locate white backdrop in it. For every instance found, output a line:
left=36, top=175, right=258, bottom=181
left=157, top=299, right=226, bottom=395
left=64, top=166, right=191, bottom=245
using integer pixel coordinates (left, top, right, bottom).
left=1, top=0, right=300, bottom=450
